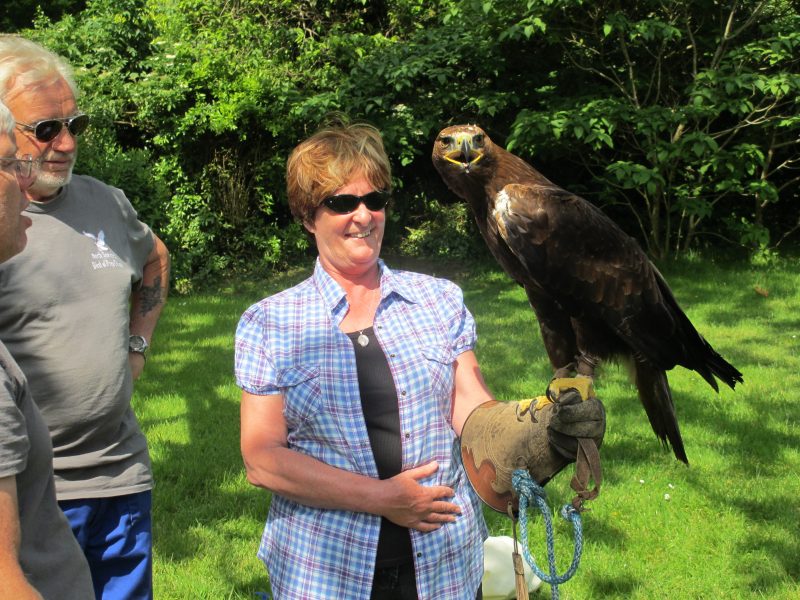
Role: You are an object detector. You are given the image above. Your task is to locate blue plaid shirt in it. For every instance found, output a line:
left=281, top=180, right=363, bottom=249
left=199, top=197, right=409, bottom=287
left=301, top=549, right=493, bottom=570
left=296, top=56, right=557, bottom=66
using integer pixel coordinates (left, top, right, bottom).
left=235, top=259, right=487, bottom=599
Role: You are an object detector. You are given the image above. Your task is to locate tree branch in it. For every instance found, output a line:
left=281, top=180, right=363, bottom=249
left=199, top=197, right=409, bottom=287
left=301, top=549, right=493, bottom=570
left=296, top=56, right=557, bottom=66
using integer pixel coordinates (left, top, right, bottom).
left=617, top=30, right=640, bottom=107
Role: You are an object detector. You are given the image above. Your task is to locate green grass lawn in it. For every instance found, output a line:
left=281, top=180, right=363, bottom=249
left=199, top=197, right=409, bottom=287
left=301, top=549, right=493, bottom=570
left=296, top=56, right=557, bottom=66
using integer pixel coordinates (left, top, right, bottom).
left=134, top=255, right=800, bottom=599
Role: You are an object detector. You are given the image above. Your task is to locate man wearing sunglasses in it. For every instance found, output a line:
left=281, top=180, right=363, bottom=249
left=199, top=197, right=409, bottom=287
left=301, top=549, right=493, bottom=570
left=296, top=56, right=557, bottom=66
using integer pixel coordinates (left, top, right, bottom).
left=0, top=99, right=95, bottom=599
left=0, top=36, right=170, bottom=600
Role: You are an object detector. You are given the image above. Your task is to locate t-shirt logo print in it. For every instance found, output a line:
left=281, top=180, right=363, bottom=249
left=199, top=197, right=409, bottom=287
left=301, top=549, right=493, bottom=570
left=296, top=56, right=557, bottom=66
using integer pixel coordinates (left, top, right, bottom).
left=83, top=229, right=124, bottom=270
left=84, top=230, right=109, bottom=250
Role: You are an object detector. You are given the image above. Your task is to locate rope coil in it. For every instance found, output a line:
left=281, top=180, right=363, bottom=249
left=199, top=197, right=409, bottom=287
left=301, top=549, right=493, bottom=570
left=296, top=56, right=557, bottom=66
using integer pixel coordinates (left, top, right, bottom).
left=511, top=469, right=584, bottom=600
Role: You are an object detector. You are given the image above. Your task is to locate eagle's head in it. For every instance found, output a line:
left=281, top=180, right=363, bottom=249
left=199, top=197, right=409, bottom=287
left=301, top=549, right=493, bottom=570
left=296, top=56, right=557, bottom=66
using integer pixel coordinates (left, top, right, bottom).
left=432, top=124, right=493, bottom=177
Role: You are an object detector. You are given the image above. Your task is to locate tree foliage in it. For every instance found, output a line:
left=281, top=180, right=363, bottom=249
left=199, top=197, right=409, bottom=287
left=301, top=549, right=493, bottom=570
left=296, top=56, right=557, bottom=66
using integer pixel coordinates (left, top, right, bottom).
left=0, top=0, right=85, bottom=33
left=8, top=0, right=798, bottom=280
left=503, top=0, right=800, bottom=258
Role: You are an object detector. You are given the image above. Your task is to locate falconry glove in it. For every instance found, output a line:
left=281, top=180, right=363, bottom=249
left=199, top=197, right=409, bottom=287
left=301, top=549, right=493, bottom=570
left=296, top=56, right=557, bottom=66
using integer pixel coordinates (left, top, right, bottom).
left=547, top=385, right=606, bottom=461
left=460, top=377, right=605, bottom=513
left=544, top=378, right=605, bottom=509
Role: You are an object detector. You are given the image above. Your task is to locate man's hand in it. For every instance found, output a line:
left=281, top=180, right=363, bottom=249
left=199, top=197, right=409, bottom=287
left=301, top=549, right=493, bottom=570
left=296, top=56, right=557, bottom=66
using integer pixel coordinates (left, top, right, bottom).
left=128, top=352, right=146, bottom=382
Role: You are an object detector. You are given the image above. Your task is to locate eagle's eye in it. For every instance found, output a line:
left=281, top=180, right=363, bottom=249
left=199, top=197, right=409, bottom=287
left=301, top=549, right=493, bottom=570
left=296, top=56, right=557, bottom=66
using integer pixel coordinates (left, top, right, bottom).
left=473, top=134, right=485, bottom=145
left=440, top=136, right=453, bottom=146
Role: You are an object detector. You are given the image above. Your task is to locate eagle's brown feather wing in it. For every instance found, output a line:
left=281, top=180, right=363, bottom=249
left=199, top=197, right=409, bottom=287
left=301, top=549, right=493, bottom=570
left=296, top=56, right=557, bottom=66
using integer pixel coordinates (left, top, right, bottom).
left=493, top=182, right=695, bottom=459
left=493, top=183, right=674, bottom=356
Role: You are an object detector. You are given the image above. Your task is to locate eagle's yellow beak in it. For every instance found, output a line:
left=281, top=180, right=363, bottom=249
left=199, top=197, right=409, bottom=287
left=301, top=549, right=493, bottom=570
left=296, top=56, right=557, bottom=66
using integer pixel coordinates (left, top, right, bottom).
left=443, top=133, right=483, bottom=171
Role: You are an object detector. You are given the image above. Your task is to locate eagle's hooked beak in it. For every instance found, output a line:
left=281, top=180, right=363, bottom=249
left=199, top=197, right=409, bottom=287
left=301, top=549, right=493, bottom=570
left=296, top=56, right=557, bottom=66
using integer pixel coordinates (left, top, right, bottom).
left=460, top=137, right=472, bottom=164
left=443, top=134, right=484, bottom=172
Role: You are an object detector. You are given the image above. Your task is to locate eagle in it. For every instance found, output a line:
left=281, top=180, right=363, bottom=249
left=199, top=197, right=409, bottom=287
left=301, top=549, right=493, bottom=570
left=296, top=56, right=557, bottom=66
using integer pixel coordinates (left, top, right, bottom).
left=432, top=124, right=743, bottom=463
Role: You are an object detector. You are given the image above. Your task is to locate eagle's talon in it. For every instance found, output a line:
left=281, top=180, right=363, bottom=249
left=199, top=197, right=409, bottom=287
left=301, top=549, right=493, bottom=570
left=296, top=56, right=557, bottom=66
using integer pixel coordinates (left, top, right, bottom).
left=516, top=396, right=552, bottom=422
left=516, top=398, right=533, bottom=420
left=547, top=377, right=597, bottom=402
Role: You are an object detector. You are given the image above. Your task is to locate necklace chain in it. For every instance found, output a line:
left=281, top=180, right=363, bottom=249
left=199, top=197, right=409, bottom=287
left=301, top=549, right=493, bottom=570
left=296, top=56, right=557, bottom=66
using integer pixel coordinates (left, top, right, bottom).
left=353, top=285, right=380, bottom=347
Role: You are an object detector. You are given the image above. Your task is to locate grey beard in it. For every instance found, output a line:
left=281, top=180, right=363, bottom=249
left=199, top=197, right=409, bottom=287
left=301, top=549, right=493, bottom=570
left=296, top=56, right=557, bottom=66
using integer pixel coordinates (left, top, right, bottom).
left=31, top=165, right=73, bottom=199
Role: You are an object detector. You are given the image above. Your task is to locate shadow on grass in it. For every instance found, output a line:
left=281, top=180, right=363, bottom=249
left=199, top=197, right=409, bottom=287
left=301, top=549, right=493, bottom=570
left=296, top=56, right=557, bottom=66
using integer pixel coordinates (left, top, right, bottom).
left=742, top=524, right=800, bottom=594
left=585, top=573, right=640, bottom=597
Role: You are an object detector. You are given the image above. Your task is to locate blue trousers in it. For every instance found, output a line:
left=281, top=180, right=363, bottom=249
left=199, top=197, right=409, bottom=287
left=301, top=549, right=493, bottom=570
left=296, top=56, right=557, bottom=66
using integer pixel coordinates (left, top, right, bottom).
left=59, top=490, right=153, bottom=600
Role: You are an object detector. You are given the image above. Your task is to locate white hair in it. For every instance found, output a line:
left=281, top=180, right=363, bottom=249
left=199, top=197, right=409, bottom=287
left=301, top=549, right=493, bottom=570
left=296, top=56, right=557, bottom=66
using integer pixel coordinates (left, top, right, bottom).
left=0, top=99, right=14, bottom=138
left=0, top=34, right=78, bottom=100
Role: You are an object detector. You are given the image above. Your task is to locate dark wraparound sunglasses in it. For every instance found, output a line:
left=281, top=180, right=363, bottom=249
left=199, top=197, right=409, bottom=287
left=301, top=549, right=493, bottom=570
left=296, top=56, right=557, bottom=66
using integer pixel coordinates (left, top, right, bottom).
left=16, top=113, right=90, bottom=142
left=321, top=190, right=390, bottom=214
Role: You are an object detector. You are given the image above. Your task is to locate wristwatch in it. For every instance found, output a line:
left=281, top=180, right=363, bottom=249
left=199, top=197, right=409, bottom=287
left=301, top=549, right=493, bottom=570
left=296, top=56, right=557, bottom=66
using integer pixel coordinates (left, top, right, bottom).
left=128, top=335, right=150, bottom=358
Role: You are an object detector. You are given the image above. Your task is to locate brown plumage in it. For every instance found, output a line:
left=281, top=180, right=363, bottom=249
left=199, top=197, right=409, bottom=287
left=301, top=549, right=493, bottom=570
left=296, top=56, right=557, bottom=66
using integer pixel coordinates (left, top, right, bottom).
left=432, top=124, right=743, bottom=463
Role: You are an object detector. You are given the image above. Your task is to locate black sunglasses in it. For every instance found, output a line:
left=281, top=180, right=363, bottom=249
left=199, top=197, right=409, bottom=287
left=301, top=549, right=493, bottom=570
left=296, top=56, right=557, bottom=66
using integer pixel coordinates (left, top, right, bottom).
left=16, top=113, right=90, bottom=143
left=321, top=190, right=390, bottom=214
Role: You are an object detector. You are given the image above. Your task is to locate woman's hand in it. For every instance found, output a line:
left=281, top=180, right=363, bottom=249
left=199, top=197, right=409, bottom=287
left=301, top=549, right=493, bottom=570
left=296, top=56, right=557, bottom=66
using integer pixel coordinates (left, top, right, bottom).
left=380, top=461, right=461, bottom=532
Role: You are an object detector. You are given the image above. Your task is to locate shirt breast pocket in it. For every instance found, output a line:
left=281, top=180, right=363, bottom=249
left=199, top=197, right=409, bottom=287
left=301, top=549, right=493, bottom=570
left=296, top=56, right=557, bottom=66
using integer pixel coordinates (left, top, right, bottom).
left=422, top=344, right=456, bottom=398
left=275, top=364, right=322, bottom=427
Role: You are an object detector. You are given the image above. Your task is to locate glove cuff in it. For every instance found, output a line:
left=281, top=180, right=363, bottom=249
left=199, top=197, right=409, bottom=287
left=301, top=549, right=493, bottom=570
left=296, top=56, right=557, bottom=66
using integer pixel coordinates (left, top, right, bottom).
left=460, top=400, right=570, bottom=513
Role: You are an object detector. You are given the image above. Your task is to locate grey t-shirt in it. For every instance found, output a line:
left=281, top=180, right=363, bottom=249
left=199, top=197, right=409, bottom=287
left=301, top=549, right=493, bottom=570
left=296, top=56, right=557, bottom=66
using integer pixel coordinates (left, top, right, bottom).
left=0, top=174, right=155, bottom=499
left=0, top=341, right=94, bottom=599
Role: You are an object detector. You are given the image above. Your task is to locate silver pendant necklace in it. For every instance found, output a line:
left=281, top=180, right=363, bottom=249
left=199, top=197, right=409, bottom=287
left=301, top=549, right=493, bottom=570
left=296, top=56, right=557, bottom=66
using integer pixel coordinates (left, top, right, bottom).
left=350, top=282, right=379, bottom=348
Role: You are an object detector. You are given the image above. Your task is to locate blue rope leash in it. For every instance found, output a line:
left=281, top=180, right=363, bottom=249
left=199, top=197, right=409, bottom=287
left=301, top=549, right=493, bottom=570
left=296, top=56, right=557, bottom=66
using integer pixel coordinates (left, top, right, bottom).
left=512, top=469, right=584, bottom=600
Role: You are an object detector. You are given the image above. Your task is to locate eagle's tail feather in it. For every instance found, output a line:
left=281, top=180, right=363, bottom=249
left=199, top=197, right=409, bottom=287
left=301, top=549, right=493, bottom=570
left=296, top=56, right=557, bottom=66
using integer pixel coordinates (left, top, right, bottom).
left=654, top=269, right=744, bottom=392
left=634, top=361, right=688, bottom=464
left=689, top=333, right=743, bottom=392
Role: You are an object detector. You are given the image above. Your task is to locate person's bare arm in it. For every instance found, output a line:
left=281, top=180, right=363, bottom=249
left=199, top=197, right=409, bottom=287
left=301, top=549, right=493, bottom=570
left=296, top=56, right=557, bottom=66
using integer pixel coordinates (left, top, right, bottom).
left=240, top=391, right=462, bottom=531
left=128, top=233, right=170, bottom=380
left=0, top=476, right=44, bottom=600
left=451, top=350, right=495, bottom=436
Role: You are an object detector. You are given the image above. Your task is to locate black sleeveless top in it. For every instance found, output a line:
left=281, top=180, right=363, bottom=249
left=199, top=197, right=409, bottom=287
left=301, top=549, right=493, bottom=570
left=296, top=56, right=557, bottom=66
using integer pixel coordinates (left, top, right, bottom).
left=346, top=327, right=414, bottom=567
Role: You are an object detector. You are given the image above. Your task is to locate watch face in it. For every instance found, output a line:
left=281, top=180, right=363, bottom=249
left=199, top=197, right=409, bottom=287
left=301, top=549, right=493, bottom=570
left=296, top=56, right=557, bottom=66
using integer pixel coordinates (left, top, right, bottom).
left=129, top=336, right=148, bottom=353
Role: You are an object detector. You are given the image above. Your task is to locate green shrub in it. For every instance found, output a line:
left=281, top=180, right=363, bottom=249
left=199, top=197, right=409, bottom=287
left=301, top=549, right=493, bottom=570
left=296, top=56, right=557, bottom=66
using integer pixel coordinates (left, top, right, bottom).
left=20, top=0, right=799, bottom=283
left=399, top=198, right=483, bottom=260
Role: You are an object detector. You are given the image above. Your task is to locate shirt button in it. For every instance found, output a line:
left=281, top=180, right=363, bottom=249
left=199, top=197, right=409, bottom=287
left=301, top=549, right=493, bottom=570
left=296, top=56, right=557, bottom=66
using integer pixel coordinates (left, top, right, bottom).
left=390, top=353, right=396, bottom=358
left=416, top=552, right=422, bottom=558
left=405, top=433, right=410, bottom=439
left=401, top=390, right=407, bottom=396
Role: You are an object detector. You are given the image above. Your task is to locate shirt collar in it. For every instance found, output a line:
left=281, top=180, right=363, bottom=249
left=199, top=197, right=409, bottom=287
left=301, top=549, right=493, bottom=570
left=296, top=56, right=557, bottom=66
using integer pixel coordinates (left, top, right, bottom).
left=25, top=184, right=69, bottom=214
left=312, top=258, right=424, bottom=312
left=378, top=261, right=424, bottom=305
left=312, top=258, right=348, bottom=312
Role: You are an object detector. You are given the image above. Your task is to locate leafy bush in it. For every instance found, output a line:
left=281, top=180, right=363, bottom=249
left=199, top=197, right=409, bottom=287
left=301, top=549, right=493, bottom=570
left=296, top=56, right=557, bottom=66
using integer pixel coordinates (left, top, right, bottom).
left=399, top=198, right=483, bottom=260
left=76, top=134, right=169, bottom=230
left=15, top=0, right=798, bottom=281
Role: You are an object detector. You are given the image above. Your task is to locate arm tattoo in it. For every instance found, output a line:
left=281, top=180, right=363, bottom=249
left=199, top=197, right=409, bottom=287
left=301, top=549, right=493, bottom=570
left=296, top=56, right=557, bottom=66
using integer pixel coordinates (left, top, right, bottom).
left=137, top=275, right=164, bottom=316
